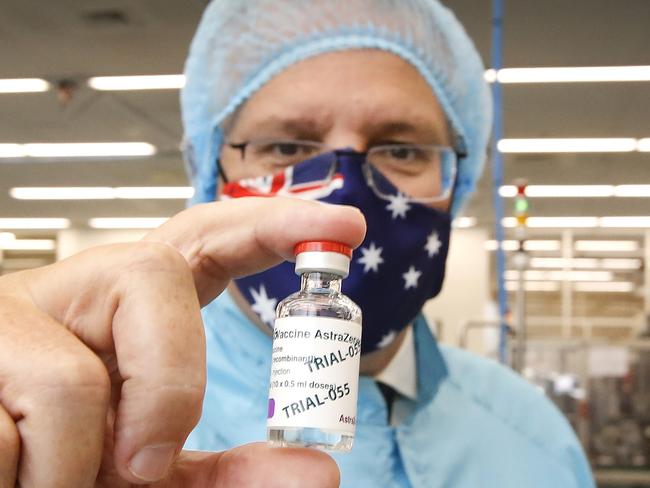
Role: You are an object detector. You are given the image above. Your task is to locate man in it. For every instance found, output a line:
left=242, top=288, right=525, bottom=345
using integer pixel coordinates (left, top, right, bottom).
left=0, top=1, right=594, bottom=487
left=181, top=1, right=594, bottom=486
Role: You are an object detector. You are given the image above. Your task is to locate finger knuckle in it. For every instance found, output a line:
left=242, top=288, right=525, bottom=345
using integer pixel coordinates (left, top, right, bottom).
left=42, top=348, right=111, bottom=402
left=130, top=241, right=190, bottom=275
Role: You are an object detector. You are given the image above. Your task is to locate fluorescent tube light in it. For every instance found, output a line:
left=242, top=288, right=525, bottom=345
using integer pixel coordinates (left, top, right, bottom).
left=501, top=184, right=650, bottom=198
left=497, top=138, right=638, bottom=153
left=529, top=257, right=641, bottom=270
left=505, top=270, right=613, bottom=282
left=575, top=240, right=639, bottom=252
left=88, top=75, right=185, bottom=91
left=0, top=218, right=70, bottom=229
left=0, top=143, right=156, bottom=158
left=25, top=142, right=156, bottom=158
left=452, top=217, right=476, bottom=229
left=503, top=217, right=601, bottom=228
left=485, top=66, right=650, bottom=84
left=529, top=258, right=600, bottom=269
left=11, top=187, right=114, bottom=200
left=485, top=240, right=560, bottom=252
left=114, top=187, right=195, bottom=199
left=0, top=144, right=27, bottom=158
left=0, top=238, right=56, bottom=251
left=0, top=78, right=50, bottom=93
left=600, top=258, right=642, bottom=270
left=599, top=216, right=650, bottom=228
left=614, top=185, right=650, bottom=197
left=526, top=217, right=600, bottom=228
left=500, top=185, right=615, bottom=198
left=573, top=282, right=635, bottom=293
left=523, top=240, right=562, bottom=252
left=505, top=281, right=560, bottom=292
left=10, top=186, right=194, bottom=200
left=0, top=232, right=16, bottom=242
left=639, top=139, right=650, bottom=151
left=88, top=218, right=169, bottom=229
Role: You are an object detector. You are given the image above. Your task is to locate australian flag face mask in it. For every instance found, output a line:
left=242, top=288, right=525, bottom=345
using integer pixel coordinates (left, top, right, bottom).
left=220, top=151, right=451, bottom=354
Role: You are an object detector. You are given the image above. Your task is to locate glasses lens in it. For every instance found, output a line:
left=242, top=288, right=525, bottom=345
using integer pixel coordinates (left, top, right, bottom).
left=366, top=145, right=456, bottom=201
left=246, top=140, right=326, bottom=175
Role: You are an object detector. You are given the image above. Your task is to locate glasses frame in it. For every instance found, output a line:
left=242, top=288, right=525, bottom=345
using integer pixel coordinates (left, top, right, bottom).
left=224, top=138, right=466, bottom=203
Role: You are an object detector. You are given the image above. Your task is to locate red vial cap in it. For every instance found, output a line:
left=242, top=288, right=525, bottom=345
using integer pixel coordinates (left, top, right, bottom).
left=294, top=241, right=353, bottom=258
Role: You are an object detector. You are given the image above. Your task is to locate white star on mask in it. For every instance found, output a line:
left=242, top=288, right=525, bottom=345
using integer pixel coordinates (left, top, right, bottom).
left=425, top=231, right=442, bottom=257
left=402, top=266, right=422, bottom=290
left=386, top=193, right=411, bottom=219
left=250, top=284, right=277, bottom=326
left=377, top=330, right=398, bottom=348
left=357, top=242, right=384, bottom=273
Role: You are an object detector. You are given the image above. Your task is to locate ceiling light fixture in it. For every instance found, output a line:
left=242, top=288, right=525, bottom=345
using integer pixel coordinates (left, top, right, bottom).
left=113, top=187, right=195, bottom=199
left=0, top=144, right=27, bottom=158
left=484, top=66, right=650, bottom=83
left=599, top=216, right=650, bottom=228
left=505, top=281, right=560, bottom=292
left=614, top=185, right=650, bottom=197
left=574, top=240, right=639, bottom=252
left=0, top=78, right=50, bottom=93
left=88, top=75, right=186, bottom=91
left=528, top=257, right=641, bottom=270
left=485, top=240, right=561, bottom=252
left=452, top=217, right=477, bottom=229
left=573, top=282, right=635, bottom=293
left=0, top=218, right=70, bottom=229
left=504, top=270, right=613, bottom=282
left=10, top=187, right=114, bottom=200
left=500, top=184, right=650, bottom=198
left=497, top=138, right=638, bottom=153
left=502, top=216, right=650, bottom=228
left=0, top=238, right=56, bottom=251
left=0, top=143, right=156, bottom=159
left=88, top=218, right=169, bottom=229
left=500, top=185, right=615, bottom=198
left=10, top=187, right=194, bottom=200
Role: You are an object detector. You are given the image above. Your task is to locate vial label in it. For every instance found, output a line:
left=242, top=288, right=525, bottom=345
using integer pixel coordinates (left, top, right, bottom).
left=267, top=316, right=361, bottom=435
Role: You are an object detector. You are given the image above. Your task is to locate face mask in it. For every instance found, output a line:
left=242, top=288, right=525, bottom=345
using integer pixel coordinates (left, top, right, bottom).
left=220, top=151, right=451, bottom=354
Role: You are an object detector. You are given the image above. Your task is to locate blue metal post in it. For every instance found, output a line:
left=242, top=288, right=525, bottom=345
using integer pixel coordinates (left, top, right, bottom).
left=491, top=0, right=509, bottom=364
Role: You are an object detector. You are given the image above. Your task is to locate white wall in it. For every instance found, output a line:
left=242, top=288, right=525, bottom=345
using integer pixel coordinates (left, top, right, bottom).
left=423, top=227, right=491, bottom=354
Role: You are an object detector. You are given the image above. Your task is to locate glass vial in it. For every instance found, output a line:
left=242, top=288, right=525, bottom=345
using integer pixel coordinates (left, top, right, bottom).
left=267, top=241, right=362, bottom=452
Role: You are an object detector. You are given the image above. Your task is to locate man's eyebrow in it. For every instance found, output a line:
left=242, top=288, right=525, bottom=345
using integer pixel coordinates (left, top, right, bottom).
left=239, top=116, right=329, bottom=139
left=367, top=119, right=449, bottom=144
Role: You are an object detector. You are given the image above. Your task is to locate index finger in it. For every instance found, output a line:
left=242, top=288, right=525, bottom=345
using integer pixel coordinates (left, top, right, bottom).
left=144, top=197, right=367, bottom=305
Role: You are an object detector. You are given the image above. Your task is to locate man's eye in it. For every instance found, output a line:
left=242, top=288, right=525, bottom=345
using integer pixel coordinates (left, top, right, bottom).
left=274, top=143, right=301, bottom=156
left=389, top=147, right=413, bottom=160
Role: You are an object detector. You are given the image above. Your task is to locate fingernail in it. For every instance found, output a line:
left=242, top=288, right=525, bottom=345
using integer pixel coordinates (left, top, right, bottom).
left=129, top=443, right=177, bottom=482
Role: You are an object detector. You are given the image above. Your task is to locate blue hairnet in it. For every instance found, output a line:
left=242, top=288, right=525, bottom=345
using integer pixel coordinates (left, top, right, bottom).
left=181, top=0, right=492, bottom=214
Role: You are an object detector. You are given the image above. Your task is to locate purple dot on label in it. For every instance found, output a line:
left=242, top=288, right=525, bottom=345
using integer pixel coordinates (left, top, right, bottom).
left=268, top=398, right=275, bottom=418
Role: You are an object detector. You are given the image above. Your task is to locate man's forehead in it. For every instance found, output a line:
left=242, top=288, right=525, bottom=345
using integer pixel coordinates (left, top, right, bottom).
left=229, top=106, right=450, bottom=144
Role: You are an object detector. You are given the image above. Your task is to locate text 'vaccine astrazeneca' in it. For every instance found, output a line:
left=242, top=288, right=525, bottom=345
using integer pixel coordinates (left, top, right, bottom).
left=267, top=241, right=362, bottom=452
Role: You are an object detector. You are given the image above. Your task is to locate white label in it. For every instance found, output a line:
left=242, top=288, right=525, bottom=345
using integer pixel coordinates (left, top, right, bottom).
left=267, top=316, right=361, bottom=435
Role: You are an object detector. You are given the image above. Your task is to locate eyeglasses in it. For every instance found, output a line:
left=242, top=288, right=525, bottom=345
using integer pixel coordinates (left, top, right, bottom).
left=227, top=139, right=462, bottom=202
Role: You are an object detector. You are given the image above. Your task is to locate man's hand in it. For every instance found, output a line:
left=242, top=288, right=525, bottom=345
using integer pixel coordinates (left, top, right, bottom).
left=0, top=197, right=366, bottom=487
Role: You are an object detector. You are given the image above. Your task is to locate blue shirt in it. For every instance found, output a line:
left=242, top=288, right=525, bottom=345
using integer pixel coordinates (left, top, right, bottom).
left=186, top=292, right=595, bottom=487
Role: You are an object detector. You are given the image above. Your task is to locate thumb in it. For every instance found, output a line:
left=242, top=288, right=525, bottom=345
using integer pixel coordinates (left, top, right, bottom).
left=159, top=443, right=340, bottom=488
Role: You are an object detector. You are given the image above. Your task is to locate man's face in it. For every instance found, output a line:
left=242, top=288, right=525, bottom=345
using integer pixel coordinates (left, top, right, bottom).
left=218, top=49, right=453, bottom=212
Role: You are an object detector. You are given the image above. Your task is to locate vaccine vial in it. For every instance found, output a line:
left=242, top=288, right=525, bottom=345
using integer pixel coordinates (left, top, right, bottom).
left=267, top=241, right=362, bottom=452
